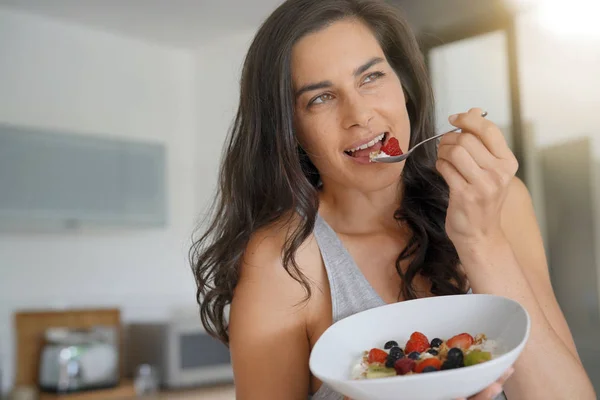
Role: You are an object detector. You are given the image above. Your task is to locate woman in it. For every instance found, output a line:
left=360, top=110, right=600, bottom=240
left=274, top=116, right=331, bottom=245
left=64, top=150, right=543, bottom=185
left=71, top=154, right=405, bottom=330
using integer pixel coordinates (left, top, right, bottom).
left=191, top=0, right=596, bottom=399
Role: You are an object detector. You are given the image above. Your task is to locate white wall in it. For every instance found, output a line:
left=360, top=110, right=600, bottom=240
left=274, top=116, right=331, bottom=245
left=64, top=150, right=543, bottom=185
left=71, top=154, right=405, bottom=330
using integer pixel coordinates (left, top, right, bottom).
left=430, top=30, right=513, bottom=148
left=516, top=10, right=600, bottom=154
left=0, top=8, right=199, bottom=393
left=194, top=30, right=256, bottom=220
left=516, top=4, right=600, bottom=305
left=516, top=8, right=600, bottom=389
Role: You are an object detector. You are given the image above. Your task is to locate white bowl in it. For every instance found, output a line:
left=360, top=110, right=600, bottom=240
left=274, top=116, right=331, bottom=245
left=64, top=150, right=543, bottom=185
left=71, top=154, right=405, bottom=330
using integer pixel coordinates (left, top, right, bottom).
left=309, top=294, right=530, bottom=400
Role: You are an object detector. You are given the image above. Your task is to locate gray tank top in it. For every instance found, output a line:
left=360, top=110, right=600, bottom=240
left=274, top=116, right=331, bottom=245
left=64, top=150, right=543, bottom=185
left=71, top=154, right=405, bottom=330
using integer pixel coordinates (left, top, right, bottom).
left=309, top=214, right=507, bottom=400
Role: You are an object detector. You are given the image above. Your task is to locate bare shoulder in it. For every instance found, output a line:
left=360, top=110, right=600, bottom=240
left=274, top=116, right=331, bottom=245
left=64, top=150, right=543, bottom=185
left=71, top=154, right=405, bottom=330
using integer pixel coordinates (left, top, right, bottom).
left=228, top=214, right=328, bottom=399
left=236, top=214, right=324, bottom=301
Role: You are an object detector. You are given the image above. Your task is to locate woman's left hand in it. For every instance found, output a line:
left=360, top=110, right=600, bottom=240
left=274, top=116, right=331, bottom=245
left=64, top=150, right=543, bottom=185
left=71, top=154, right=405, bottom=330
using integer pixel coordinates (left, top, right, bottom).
left=455, top=366, right=514, bottom=400
left=341, top=366, right=515, bottom=400
left=436, top=108, right=519, bottom=247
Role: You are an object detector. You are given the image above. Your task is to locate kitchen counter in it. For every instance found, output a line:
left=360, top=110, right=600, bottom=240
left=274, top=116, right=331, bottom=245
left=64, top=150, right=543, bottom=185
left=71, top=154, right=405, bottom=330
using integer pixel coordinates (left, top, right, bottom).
left=34, top=383, right=236, bottom=400
left=163, top=385, right=235, bottom=400
left=124, top=384, right=236, bottom=400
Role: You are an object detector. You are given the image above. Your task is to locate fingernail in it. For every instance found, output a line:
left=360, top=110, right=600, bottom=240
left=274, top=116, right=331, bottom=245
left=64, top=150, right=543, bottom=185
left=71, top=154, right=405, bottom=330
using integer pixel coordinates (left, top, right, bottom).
left=449, top=114, right=458, bottom=123
left=490, top=384, right=503, bottom=398
left=502, top=367, right=515, bottom=380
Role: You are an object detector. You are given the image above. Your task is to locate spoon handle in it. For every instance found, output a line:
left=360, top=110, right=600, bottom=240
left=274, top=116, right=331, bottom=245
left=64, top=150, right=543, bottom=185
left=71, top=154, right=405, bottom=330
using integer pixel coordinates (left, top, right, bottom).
left=410, top=127, right=460, bottom=151
left=411, top=109, right=488, bottom=152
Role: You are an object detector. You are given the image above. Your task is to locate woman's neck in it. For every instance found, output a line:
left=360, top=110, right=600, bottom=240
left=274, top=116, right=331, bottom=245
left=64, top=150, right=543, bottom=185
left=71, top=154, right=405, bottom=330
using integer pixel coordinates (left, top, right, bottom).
left=318, top=178, right=403, bottom=235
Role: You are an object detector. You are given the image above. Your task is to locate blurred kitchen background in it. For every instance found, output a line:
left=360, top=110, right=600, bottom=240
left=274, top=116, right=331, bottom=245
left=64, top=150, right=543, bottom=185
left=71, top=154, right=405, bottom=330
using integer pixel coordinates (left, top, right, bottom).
left=0, top=0, right=598, bottom=399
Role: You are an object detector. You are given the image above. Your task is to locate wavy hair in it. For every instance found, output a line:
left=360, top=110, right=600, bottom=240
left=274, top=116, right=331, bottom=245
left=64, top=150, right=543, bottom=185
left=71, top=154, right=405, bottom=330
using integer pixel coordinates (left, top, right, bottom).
left=190, top=0, right=467, bottom=344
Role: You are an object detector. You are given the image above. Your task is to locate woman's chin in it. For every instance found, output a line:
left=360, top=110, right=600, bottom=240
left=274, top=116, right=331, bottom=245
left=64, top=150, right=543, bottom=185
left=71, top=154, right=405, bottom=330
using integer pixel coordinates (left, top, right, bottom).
left=345, top=169, right=403, bottom=193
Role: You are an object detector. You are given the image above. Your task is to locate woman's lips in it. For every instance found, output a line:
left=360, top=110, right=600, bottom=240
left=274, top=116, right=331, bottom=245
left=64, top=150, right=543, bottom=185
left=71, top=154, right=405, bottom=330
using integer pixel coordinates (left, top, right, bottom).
left=345, top=140, right=383, bottom=165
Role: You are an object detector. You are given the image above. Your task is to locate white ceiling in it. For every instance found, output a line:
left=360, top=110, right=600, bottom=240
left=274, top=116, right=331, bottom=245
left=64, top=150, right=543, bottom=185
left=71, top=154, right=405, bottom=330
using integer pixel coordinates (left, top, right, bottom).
left=0, top=0, right=512, bottom=49
left=0, top=0, right=285, bottom=48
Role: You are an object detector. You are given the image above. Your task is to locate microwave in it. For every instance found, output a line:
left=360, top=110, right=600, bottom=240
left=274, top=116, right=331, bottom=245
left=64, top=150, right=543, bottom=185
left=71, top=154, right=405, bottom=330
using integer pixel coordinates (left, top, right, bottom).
left=127, top=312, right=233, bottom=388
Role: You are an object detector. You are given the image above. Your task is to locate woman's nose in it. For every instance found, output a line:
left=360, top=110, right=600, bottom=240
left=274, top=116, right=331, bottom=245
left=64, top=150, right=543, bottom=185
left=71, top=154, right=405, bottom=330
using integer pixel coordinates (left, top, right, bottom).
left=341, top=95, right=373, bottom=130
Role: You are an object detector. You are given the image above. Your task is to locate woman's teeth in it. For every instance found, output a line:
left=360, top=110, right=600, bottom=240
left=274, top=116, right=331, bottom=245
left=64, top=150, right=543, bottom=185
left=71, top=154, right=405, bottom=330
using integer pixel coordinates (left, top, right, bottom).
left=346, top=133, right=385, bottom=154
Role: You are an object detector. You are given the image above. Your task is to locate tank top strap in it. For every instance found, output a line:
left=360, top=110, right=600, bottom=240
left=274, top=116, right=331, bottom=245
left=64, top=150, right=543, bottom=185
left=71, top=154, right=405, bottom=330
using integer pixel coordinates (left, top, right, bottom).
left=313, top=214, right=386, bottom=323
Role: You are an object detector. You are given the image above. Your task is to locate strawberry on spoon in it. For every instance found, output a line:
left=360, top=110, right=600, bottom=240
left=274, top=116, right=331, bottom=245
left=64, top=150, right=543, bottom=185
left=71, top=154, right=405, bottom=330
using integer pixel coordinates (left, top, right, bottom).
left=380, top=137, right=403, bottom=156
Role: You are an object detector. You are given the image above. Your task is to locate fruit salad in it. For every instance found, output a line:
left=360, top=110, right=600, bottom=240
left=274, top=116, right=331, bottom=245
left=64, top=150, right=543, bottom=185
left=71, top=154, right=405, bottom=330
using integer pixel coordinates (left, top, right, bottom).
left=351, top=331, right=499, bottom=380
left=369, top=137, right=403, bottom=161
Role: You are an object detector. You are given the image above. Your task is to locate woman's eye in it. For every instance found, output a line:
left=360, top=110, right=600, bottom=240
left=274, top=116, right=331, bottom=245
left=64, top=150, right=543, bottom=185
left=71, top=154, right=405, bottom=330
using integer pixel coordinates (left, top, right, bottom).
left=310, top=93, right=334, bottom=106
left=363, top=71, right=385, bottom=84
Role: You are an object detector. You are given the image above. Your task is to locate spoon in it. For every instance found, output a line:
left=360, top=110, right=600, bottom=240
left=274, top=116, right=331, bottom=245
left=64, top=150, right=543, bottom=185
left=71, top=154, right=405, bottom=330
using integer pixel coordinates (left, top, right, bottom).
left=371, top=111, right=488, bottom=163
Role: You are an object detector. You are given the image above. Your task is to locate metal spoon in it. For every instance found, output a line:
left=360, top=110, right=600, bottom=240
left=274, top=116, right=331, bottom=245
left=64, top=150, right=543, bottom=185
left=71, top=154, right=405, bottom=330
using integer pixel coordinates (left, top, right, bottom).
left=371, top=111, right=488, bottom=163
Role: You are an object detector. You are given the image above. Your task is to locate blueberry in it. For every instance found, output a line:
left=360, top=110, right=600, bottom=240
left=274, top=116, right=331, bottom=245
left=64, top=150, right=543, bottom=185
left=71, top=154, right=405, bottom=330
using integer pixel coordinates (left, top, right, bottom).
left=430, top=338, right=443, bottom=348
left=441, top=360, right=459, bottom=370
left=385, top=347, right=404, bottom=367
left=389, top=346, right=404, bottom=358
left=384, top=340, right=399, bottom=349
left=407, top=351, right=420, bottom=360
left=385, top=355, right=396, bottom=368
left=447, top=348, right=464, bottom=366
left=422, top=366, right=437, bottom=373
left=427, top=349, right=439, bottom=356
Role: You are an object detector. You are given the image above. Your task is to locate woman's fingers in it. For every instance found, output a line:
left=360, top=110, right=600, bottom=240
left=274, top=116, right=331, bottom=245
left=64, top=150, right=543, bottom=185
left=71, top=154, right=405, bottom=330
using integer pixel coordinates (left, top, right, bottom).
left=437, top=139, right=484, bottom=184
left=439, top=132, right=496, bottom=170
left=436, top=157, right=468, bottom=190
left=448, top=108, right=512, bottom=160
left=495, top=367, right=516, bottom=386
left=454, top=367, right=515, bottom=400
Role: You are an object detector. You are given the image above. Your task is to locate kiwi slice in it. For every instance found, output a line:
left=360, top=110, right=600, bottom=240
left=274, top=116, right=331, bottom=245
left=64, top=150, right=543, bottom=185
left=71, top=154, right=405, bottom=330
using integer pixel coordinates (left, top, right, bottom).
left=366, top=365, right=397, bottom=379
left=464, top=350, right=492, bottom=366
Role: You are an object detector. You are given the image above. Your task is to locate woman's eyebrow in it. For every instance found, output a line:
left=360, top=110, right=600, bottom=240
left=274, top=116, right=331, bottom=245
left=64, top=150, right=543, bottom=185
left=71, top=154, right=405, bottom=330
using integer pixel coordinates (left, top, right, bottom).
left=295, top=56, right=385, bottom=99
left=353, top=56, right=384, bottom=77
left=295, top=80, right=333, bottom=99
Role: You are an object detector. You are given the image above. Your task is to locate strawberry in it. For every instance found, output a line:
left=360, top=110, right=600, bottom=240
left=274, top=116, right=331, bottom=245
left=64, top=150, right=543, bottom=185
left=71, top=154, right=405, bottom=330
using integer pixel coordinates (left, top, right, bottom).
left=380, top=137, right=403, bottom=156
left=404, top=331, right=429, bottom=354
left=414, top=357, right=442, bottom=373
left=446, top=333, right=474, bottom=351
left=367, top=348, right=388, bottom=364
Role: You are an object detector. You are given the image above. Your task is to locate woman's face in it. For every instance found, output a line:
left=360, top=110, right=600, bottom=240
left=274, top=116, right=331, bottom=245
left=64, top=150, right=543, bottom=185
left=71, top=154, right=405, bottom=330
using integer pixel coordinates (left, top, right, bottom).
left=292, top=18, right=410, bottom=192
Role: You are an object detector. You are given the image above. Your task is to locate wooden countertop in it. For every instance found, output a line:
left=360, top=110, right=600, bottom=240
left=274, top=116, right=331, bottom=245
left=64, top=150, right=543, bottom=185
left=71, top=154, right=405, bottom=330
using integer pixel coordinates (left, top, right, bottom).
left=35, top=383, right=236, bottom=400
left=144, top=385, right=236, bottom=400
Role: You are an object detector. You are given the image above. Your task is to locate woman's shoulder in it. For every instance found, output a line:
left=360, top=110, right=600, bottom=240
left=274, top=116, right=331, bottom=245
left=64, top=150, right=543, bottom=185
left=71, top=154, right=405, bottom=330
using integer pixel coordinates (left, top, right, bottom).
left=228, top=214, right=329, bottom=397
left=236, top=213, right=327, bottom=307
left=243, top=214, right=320, bottom=270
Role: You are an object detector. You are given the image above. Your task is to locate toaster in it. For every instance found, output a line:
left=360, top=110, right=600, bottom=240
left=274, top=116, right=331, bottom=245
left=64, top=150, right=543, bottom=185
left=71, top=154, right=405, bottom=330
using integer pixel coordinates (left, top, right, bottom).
left=38, top=326, right=119, bottom=393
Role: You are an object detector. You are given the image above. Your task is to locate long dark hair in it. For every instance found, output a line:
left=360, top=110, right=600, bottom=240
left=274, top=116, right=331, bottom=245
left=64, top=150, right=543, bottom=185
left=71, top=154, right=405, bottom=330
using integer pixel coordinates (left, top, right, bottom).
left=190, top=0, right=467, bottom=344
